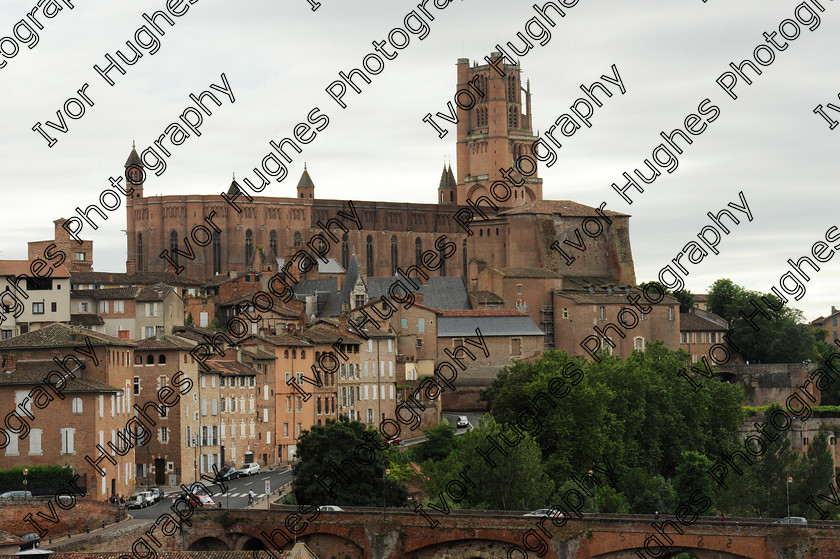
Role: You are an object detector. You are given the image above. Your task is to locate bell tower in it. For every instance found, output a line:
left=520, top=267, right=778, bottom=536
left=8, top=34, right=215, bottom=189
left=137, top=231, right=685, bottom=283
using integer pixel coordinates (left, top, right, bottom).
left=125, top=142, right=144, bottom=274
left=453, top=53, right=543, bottom=207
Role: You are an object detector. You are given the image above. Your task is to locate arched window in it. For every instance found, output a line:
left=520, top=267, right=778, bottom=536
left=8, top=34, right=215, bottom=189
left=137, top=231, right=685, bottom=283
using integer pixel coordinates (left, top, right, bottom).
left=634, top=337, right=646, bottom=351
left=478, top=75, right=487, bottom=102
left=72, top=397, right=83, bottom=414
left=270, top=230, right=277, bottom=257
left=507, top=75, right=517, bottom=102
left=146, top=355, right=154, bottom=364
left=169, top=231, right=179, bottom=267
left=137, top=233, right=144, bottom=271
left=439, top=244, right=447, bottom=276
left=462, top=240, right=468, bottom=278
left=284, top=350, right=289, bottom=359
left=390, top=236, right=398, bottom=275
left=245, top=229, right=253, bottom=265
left=450, top=191, right=454, bottom=202
left=301, top=350, right=305, bottom=359
left=366, top=235, right=374, bottom=275
left=341, top=233, right=349, bottom=270
left=158, top=354, right=166, bottom=364
left=134, top=355, right=142, bottom=365
left=508, top=106, right=519, bottom=128
left=292, top=350, right=297, bottom=359
left=294, top=232, right=302, bottom=248
left=212, top=231, right=221, bottom=275
left=415, top=238, right=422, bottom=268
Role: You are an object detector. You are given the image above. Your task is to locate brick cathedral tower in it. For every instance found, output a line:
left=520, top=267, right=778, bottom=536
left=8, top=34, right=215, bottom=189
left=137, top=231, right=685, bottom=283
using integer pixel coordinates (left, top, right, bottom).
left=440, top=52, right=543, bottom=207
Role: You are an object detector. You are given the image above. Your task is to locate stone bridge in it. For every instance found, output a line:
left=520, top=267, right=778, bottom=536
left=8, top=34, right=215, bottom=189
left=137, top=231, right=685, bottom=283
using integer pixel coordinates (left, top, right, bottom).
left=181, top=507, right=840, bottom=559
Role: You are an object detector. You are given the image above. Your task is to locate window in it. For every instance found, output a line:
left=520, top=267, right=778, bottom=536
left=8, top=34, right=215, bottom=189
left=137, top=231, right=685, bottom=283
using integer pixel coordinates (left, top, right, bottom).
left=286, top=397, right=291, bottom=412
left=389, top=362, right=393, bottom=377
left=831, top=437, right=836, bottom=445
left=634, top=337, right=645, bottom=351
left=114, top=300, right=124, bottom=313
left=80, top=302, right=89, bottom=313
left=415, top=238, right=422, bottom=267
left=462, top=239, right=468, bottom=278
left=72, top=397, right=83, bottom=414
left=270, top=230, right=278, bottom=257
left=390, top=385, right=395, bottom=399
left=98, top=395, right=104, bottom=418
left=400, top=318, right=407, bottom=328
left=61, top=428, right=75, bottom=454
left=212, top=231, right=221, bottom=275
left=341, top=233, right=348, bottom=270
left=366, top=235, right=374, bottom=274
left=599, top=306, right=606, bottom=320
left=5, top=432, right=18, bottom=455
left=680, top=332, right=687, bottom=344
left=245, top=229, right=253, bottom=264
left=294, top=232, right=302, bottom=248
left=562, top=308, right=569, bottom=319
left=146, top=303, right=158, bottom=317
left=709, top=332, right=716, bottom=344
left=834, top=316, right=838, bottom=327
left=418, top=318, right=425, bottom=333
left=511, top=338, right=522, bottom=356
left=76, top=252, right=86, bottom=261
left=137, top=233, right=144, bottom=271
left=211, top=399, right=218, bottom=415
left=1, top=330, right=11, bottom=340
left=391, top=235, right=398, bottom=275
left=51, top=302, right=57, bottom=312
left=668, top=306, right=674, bottom=320
left=283, top=423, right=289, bottom=437
left=145, top=327, right=154, bottom=338
left=284, top=349, right=289, bottom=359
left=387, top=339, right=392, bottom=352
left=100, top=301, right=109, bottom=313
left=29, top=429, right=42, bottom=455
left=804, top=437, right=809, bottom=446
left=170, top=231, right=179, bottom=267
left=160, top=428, right=168, bottom=443
left=201, top=376, right=206, bottom=388
left=517, top=284, right=522, bottom=295
left=201, top=399, right=207, bottom=416
left=416, top=338, right=423, bottom=348
left=32, top=302, right=44, bottom=315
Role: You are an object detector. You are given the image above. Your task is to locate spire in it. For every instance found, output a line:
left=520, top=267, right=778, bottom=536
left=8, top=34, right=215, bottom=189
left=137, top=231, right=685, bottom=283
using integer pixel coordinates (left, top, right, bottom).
left=297, top=166, right=315, bottom=189
left=227, top=175, right=240, bottom=196
left=438, top=164, right=449, bottom=189
left=124, top=142, right=142, bottom=168
left=447, top=164, right=456, bottom=187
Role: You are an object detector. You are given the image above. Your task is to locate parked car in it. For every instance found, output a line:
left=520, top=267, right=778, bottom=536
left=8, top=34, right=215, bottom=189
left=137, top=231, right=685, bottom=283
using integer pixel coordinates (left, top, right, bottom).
left=0, top=490, right=32, bottom=500
left=524, top=508, right=564, bottom=518
left=126, top=495, right=146, bottom=509
left=149, top=488, right=163, bottom=503
left=217, top=467, right=241, bottom=481
left=17, top=533, right=40, bottom=550
left=187, top=494, right=218, bottom=509
left=456, top=416, right=469, bottom=428
left=137, top=491, right=155, bottom=506
left=318, top=505, right=343, bottom=512
left=384, top=436, right=402, bottom=446
left=240, top=463, right=260, bottom=476
left=774, top=516, right=807, bottom=524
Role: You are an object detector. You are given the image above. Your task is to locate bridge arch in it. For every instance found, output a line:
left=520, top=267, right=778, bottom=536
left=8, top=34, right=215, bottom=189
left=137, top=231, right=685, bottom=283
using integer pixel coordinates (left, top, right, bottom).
left=406, top=537, right=522, bottom=559
left=188, top=536, right=230, bottom=551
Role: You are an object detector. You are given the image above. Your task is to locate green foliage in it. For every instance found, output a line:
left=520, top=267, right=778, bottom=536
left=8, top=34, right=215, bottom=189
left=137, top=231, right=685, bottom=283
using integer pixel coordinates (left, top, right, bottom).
left=292, top=417, right=409, bottom=507
left=0, top=465, right=74, bottom=492
left=674, top=290, right=695, bottom=314
left=209, top=317, right=221, bottom=330
left=707, top=278, right=817, bottom=363
left=616, top=468, right=676, bottom=514
left=415, top=423, right=457, bottom=463
left=422, top=416, right=554, bottom=510
left=673, top=451, right=715, bottom=514
left=388, top=462, right=414, bottom=483
left=185, top=312, right=193, bottom=326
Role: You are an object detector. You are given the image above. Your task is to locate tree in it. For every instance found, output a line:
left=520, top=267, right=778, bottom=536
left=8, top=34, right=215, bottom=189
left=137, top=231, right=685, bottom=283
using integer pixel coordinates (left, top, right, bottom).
left=292, top=418, right=408, bottom=507
left=674, top=290, right=695, bottom=314
left=423, top=416, right=554, bottom=510
left=791, top=429, right=835, bottom=518
left=617, top=468, right=676, bottom=514
left=209, top=317, right=221, bottom=330
left=707, top=278, right=817, bottom=363
left=415, top=423, right=457, bottom=463
left=673, top=451, right=715, bottom=514
left=185, top=312, right=193, bottom=326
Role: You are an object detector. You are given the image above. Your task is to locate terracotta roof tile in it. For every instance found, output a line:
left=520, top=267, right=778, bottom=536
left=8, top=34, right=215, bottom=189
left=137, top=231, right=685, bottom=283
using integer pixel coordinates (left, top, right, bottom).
left=0, top=323, right=135, bottom=349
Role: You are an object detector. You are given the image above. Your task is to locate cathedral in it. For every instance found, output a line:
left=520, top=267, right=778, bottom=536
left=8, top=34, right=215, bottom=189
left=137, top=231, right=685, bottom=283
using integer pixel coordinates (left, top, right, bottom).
left=125, top=53, right=653, bottom=356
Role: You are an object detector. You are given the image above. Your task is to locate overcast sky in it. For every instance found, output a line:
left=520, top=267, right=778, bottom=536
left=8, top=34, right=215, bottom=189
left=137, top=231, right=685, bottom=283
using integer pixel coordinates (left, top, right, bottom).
left=2, top=0, right=839, bottom=322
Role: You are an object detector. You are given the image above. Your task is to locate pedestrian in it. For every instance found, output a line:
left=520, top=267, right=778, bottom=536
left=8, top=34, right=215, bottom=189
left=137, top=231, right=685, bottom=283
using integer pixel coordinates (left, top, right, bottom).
left=120, top=495, right=125, bottom=505
left=654, top=511, right=660, bottom=520
left=248, top=490, right=256, bottom=505
left=720, top=513, right=726, bottom=522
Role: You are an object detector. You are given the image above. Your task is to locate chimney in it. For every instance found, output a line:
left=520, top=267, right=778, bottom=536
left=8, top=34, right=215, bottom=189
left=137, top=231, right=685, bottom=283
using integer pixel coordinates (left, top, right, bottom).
left=155, top=330, right=164, bottom=341
left=607, top=286, right=613, bottom=295
left=339, top=313, right=348, bottom=331
left=833, top=306, right=837, bottom=314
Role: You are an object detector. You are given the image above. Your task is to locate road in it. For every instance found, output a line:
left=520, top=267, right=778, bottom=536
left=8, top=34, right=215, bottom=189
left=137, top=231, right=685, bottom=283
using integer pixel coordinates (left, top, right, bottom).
left=402, top=411, right=486, bottom=446
left=128, top=467, right=293, bottom=518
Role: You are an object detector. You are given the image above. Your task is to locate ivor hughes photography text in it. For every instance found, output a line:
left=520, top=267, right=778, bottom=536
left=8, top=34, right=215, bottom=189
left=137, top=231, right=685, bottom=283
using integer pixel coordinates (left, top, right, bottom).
left=1, top=1, right=840, bottom=558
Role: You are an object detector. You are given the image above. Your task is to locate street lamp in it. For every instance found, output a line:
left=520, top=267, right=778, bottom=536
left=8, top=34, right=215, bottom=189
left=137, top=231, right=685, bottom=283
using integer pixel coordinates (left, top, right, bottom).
left=588, top=470, right=597, bottom=514
left=22, top=468, right=28, bottom=494
left=787, top=475, right=792, bottom=518
left=383, top=467, right=390, bottom=521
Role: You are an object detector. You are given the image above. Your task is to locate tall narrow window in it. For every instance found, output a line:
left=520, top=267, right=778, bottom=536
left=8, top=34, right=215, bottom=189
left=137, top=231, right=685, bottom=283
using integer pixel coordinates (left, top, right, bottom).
left=415, top=238, right=422, bottom=267
left=170, top=231, right=179, bottom=267
left=462, top=240, right=468, bottom=278
left=245, top=229, right=253, bottom=265
left=390, top=236, right=398, bottom=275
left=507, top=75, right=517, bottom=102
left=341, top=233, right=349, bottom=270
left=137, top=233, right=144, bottom=271
left=294, top=232, right=302, bottom=248
left=366, top=235, right=374, bottom=275
left=212, top=231, right=221, bottom=275
left=270, top=230, right=277, bottom=257
left=439, top=244, right=446, bottom=276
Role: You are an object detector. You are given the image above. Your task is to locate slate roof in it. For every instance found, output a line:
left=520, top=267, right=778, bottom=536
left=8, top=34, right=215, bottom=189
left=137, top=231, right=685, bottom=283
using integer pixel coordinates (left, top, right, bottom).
left=554, top=291, right=679, bottom=305
left=0, top=361, right=120, bottom=392
left=470, top=290, right=504, bottom=304
left=69, top=314, right=105, bottom=326
left=134, top=335, right=196, bottom=350
left=366, top=276, right=471, bottom=310
left=298, top=165, right=315, bottom=188
left=438, top=314, right=544, bottom=337
left=439, top=309, right=526, bottom=317
left=70, top=287, right=141, bottom=300
left=679, top=312, right=728, bottom=331
left=137, top=283, right=177, bottom=302
left=0, top=323, right=135, bottom=349
left=293, top=277, right=342, bottom=317
left=220, top=293, right=299, bottom=317
left=69, top=271, right=203, bottom=287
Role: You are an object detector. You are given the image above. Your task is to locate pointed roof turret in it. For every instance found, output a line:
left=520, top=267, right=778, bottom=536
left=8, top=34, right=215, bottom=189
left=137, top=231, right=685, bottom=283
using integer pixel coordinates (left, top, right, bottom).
left=438, top=164, right=449, bottom=189
left=125, top=140, right=142, bottom=168
left=227, top=173, right=241, bottom=196
left=297, top=164, right=315, bottom=189
left=446, top=164, right=456, bottom=187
